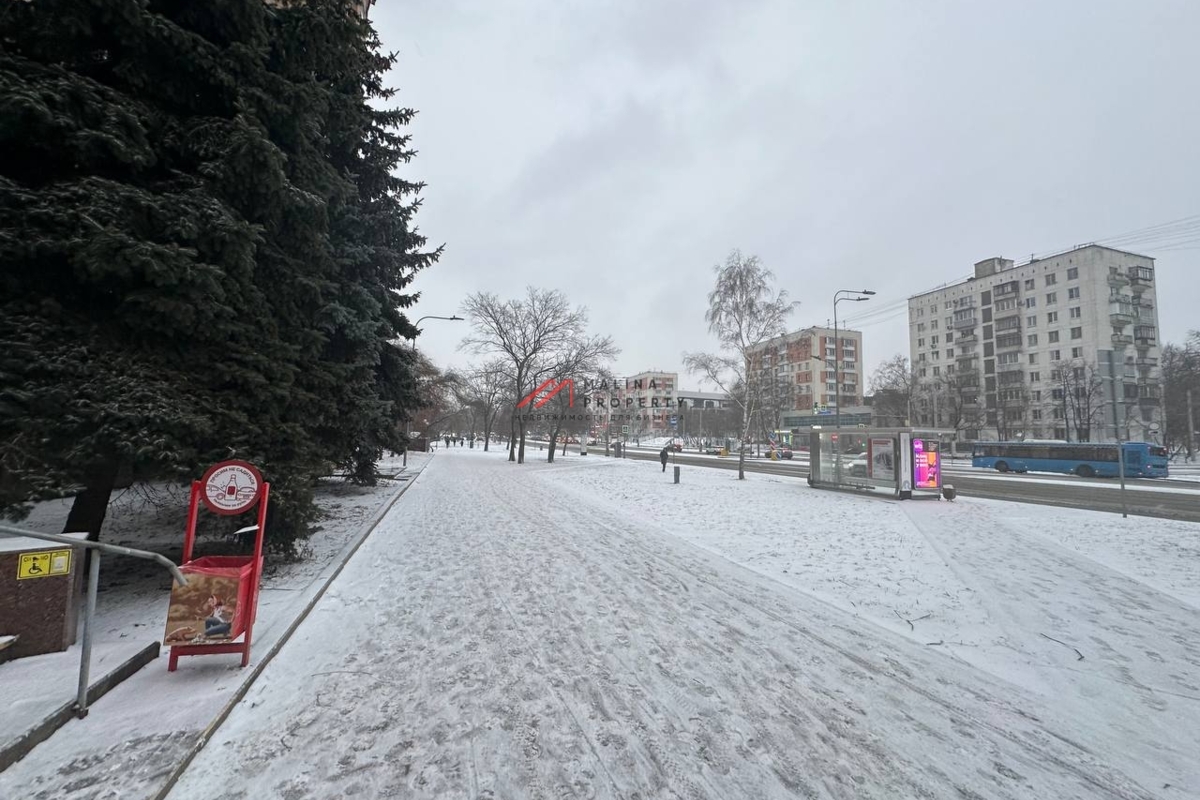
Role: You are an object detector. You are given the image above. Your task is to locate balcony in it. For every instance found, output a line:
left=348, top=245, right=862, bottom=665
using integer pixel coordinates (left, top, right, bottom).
left=995, top=336, right=1022, bottom=351
left=998, top=370, right=1025, bottom=385
left=955, top=330, right=978, bottom=344
left=994, top=280, right=1019, bottom=298
left=1128, top=266, right=1154, bottom=287
left=1134, top=325, right=1157, bottom=347
left=1107, top=268, right=1129, bottom=288
left=953, top=315, right=978, bottom=330
left=1138, top=385, right=1162, bottom=404
left=1108, top=302, right=1135, bottom=325
left=1111, top=333, right=1134, bottom=346
left=1135, top=356, right=1158, bottom=368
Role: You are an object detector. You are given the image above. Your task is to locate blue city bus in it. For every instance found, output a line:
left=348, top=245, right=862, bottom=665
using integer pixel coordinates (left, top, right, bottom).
left=971, top=441, right=1169, bottom=478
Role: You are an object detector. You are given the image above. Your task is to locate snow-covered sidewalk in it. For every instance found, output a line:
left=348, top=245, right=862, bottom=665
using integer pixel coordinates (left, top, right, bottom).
left=0, top=453, right=430, bottom=799
left=158, top=448, right=1194, bottom=798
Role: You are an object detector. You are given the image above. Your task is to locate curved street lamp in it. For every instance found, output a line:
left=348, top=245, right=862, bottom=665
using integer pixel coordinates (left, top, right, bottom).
left=404, top=314, right=465, bottom=464
left=832, top=289, right=874, bottom=483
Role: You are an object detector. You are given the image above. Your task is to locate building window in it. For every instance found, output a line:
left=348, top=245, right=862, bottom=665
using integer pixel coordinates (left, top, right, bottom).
left=1047, top=311, right=1058, bottom=323
left=1067, top=267, right=1078, bottom=280
left=918, top=353, right=926, bottom=362
left=1046, top=292, right=1057, bottom=305
left=1048, top=330, right=1060, bottom=343
left=998, top=352, right=1019, bottom=365
left=1071, top=346, right=1083, bottom=358
left=918, top=322, right=926, bottom=332
left=1068, top=287, right=1081, bottom=300
left=1045, top=274, right=1057, bottom=286
left=1028, top=353, right=1039, bottom=364
left=918, top=337, right=925, bottom=347
left=1025, top=297, right=1037, bottom=308
left=1024, top=278, right=1035, bottom=290
left=931, top=335, right=939, bottom=345
left=1032, top=409, right=1043, bottom=420
left=1050, top=349, right=1061, bottom=361
left=1032, top=391, right=1041, bottom=402
left=1027, top=334, right=1038, bottom=346
left=1030, top=372, right=1041, bottom=383
left=1026, top=315, right=1037, bottom=327
left=933, top=366, right=940, bottom=375
left=1069, top=307, right=1082, bottom=319
left=946, top=333, right=953, bottom=343
left=919, top=368, right=927, bottom=377
left=1070, top=327, right=1083, bottom=340
left=946, top=350, right=954, bottom=359
left=931, top=320, right=939, bottom=330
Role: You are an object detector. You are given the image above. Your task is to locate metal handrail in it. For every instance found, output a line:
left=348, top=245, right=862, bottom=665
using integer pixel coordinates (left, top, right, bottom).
left=0, top=524, right=187, bottom=718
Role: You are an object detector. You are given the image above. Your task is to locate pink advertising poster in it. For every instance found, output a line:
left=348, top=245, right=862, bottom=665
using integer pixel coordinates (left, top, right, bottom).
left=912, top=438, right=941, bottom=489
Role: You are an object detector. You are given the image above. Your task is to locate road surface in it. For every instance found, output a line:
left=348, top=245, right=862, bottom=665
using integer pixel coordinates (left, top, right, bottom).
left=618, top=447, right=1200, bottom=522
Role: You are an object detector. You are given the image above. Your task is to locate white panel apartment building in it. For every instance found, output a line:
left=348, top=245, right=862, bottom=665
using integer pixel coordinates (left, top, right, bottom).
left=907, top=245, right=1163, bottom=443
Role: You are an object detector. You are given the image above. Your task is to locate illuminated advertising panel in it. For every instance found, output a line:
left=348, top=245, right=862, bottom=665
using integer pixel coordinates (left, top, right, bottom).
left=912, top=438, right=941, bottom=489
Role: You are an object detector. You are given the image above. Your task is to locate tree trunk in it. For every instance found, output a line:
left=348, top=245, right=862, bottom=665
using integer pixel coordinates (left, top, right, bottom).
left=509, top=414, right=517, bottom=462
left=517, top=418, right=527, bottom=464
left=63, top=459, right=119, bottom=542
left=547, top=419, right=561, bottom=463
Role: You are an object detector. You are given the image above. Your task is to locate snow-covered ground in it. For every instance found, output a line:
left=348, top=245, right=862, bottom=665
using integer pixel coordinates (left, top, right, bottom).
left=0, top=453, right=427, bottom=799
left=153, top=447, right=1198, bottom=799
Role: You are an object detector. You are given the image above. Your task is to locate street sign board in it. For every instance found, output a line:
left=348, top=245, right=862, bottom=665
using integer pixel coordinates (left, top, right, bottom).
left=621, top=425, right=631, bottom=434
left=17, top=549, right=72, bottom=580
left=200, top=460, right=263, bottom=516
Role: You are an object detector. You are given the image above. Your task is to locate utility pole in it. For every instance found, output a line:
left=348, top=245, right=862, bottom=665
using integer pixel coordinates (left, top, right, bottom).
left=1105, top=350, right=1127, bottom=518
left=832, top=289, right=874, bottom=482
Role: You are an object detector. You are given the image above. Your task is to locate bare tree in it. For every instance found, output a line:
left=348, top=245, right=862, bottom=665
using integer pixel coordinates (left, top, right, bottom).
left=1050, top=359, right=1106, bottom=442
left=868, top=354, right=916, bottom=426
left=940, top=368, right=986, bottom=447
left=683, top=250, right=796, bottom=479
left=458, top=359, right=509, bottom=451
left=540, top=336, right=618, bottom=463
left=461, top=288, right=613, bottom=464
left=1162, top=331, right=1199, bottom=459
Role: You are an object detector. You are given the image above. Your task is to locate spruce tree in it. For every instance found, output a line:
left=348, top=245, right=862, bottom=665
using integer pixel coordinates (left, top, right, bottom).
left=0, top=0, right=436, bottom=548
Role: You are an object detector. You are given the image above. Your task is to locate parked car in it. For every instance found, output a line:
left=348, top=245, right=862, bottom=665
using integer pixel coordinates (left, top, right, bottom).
left=767, top=445, right=793, bottom=460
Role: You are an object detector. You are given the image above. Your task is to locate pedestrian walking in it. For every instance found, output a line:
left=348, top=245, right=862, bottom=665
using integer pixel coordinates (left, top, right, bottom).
left=660, top=445, right=669, bottom=472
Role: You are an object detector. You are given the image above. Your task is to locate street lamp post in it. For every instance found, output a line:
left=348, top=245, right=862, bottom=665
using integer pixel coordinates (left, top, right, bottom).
left=404, top=314, right=464, bottom=466
left=832, top=289, right=874, bottom=482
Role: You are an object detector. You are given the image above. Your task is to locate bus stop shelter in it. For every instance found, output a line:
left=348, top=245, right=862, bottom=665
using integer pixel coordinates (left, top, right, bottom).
left=806, top=428, right=952, bottom=499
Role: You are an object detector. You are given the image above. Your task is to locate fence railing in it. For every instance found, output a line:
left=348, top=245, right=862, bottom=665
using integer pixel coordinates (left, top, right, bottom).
left=0, top=524, right=187, bottom=718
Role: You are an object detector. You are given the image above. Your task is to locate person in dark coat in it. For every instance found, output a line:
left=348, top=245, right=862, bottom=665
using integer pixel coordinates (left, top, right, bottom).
left=660, top=446, right=670, bottom=472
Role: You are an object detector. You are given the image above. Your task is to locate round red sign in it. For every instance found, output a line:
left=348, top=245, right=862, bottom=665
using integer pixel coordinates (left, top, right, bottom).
left=200, top=460, right=263, bottom=515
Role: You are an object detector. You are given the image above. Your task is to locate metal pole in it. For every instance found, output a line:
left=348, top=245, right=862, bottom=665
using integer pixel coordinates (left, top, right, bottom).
left=1106, top=350, right=1127, bottom=518
left=76, top=550, right=100, bottom=718
left=1188, top=388, right=1196, bottom=461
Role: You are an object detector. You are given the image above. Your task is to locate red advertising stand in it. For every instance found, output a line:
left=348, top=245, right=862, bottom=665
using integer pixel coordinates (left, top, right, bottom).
left=166, top=461, right=268, bottom=671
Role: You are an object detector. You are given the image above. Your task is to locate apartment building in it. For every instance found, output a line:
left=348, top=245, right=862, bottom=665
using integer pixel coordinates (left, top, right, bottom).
left=907, top=245, right=1163, bottom=442
left=747, top=326, right=865, bottom=413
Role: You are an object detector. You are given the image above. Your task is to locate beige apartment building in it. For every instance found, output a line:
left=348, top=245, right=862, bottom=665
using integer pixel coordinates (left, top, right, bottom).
left=907, top=244, right=1163, bottom=443
left=747, top=326, right=865, bottom=415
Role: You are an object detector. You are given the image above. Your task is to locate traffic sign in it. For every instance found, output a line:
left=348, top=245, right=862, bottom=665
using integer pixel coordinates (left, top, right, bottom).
left=621, top=425, right=631, bottom=434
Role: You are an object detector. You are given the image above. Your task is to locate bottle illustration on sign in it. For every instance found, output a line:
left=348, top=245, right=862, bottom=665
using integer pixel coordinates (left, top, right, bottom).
left=225, top=475, right=238, bottom=499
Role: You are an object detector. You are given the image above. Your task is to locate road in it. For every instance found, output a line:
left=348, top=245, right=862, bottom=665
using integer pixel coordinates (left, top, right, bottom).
left=616, top=447, right=1200, bottom=522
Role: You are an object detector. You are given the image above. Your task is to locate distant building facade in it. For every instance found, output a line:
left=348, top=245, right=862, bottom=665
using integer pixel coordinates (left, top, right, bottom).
left=907, top=244, right=1163, bottom=443
left=747, top=326, right=865, bottom=413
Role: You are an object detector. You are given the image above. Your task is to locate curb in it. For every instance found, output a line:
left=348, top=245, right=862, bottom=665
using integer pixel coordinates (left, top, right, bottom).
left=150, top=462, right=428, bottom=800
left=0, top=641, right=160, bottom=772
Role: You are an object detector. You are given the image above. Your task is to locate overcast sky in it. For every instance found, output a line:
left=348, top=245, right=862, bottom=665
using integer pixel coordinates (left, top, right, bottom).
left=374, top=0, right=1199, bottom=388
